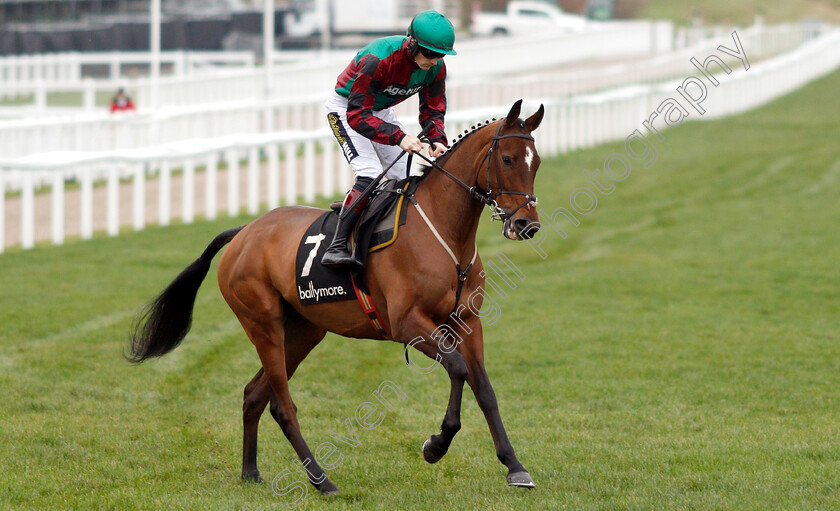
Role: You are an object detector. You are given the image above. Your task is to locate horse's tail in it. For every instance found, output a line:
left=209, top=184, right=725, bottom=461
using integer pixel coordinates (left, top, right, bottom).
left=126, top=225, right=245, bottom=363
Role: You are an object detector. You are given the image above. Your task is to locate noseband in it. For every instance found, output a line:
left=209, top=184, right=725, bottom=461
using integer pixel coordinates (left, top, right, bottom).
left=419, top=121, right=538, bottom=221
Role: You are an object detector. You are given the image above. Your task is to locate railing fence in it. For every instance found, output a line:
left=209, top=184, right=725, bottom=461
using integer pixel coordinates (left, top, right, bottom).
left=2, top=28, right=839, bottom=253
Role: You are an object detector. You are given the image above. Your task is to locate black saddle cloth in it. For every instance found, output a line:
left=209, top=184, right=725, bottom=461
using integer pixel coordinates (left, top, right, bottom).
left=293, top=176, right=422, bottom=306
left=355, top=175, right=422, bottom=261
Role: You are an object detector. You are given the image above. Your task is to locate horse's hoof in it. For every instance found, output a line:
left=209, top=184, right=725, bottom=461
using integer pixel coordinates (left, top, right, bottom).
left=507, top=471, right=535, bottom=488
left=422, top=439, right=443, bottom=464
left=241, top=471, right=263, bottom=484
left=318, top=480, right=340, bottom=496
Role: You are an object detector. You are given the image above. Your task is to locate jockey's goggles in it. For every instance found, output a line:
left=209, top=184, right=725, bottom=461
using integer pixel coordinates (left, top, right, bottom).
left=419, top=46, right=445, bottom=59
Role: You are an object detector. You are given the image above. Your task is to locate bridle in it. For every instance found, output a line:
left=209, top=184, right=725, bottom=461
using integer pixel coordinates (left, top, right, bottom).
left=399, top=120, right=539, bottom=361
left=417, top=121, right=538, bottom=223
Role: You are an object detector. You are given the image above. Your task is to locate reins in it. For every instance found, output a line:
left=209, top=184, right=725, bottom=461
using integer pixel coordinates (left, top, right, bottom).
left=401, top=120, right=539, bottom=307
left=397, top=120, right=538, bottom=363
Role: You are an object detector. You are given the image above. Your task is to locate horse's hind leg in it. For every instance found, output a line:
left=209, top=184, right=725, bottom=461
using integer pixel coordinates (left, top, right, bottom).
left=241, top=313, right=326, bottom=483
left=242, top=368, right=270, bottom=482
left=248, top=322, right=337, bottom=495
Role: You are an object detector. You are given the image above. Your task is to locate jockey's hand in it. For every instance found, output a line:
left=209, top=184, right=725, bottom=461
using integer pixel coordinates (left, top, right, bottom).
left=399, top=135, right=424, bottom=154
left=429, top=142, right=447, bottom=158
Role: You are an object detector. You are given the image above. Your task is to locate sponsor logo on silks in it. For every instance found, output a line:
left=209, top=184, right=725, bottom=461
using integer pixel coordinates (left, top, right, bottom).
left=328, top=112, right=358, bottom=162
left=298, top=281, right=348, bottom=302
left=382, top=85, right=423, bottom=97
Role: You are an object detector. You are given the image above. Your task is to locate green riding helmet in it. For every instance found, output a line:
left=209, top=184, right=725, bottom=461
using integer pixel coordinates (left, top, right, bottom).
left=408, top=10, right=457, bottom=56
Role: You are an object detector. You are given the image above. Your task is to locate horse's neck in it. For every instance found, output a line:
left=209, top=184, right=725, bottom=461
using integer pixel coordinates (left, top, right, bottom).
left=414, top=134, right=489, bottom=250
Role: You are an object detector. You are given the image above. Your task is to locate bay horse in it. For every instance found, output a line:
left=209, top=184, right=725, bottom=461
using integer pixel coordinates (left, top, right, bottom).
left=128, top=99, right=544, bottom=495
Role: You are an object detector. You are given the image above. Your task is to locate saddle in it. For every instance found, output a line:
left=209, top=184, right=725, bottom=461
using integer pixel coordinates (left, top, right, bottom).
left=294, top=176, right=423, bottom=307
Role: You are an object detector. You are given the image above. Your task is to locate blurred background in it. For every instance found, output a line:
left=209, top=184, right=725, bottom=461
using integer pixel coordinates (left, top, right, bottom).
left=3, top=0, right=840, bottom=53
left=1, top=0, right=839, bottom=250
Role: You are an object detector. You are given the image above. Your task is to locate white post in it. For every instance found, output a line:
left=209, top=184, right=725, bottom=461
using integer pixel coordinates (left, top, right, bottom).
left=248, top=146, right=259, bottom=215
left=284, top=142, right=297, bottom=205
left=173, top=50, right=185, bottom=77
left=159, top=159, right=171, bottom=226
left=109, top=52, right=120, bottom=81
left=80, top=166, right=93, bottom=240
left=316, top=0, right=331, bottom=53
left=321, top=138, right=334, bottom=197
left=263, top=0, right=275, bottom=128
left=51, top=170, right=64, bottom=245
left=206, top=154, right=218, bottom=220
left=64, top=52, right=82, bottom=82
left=304, top=139, right=315, bottom=202
left=267, top=143, right=280, bottom=209
left=107, top=165, right=119, bottom=236
left=133, top=164, right=146, bottom=231
left=150, top=0, right=161, bottom=112
left=183, top=158, right=195, bottom=223
left=226, top=150, right=240, bottom=217
left=551, top=103, right=564, bottom=156
left=22, top=170, right=35, bottom=249
left=569, top=102, right=580, bottom=152
left=35, top=84, right=47, bottom=110
left=83, top=78, right=97, bottom=112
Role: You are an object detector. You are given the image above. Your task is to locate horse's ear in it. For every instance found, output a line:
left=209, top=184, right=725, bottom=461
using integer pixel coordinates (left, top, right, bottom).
left=526, top=104, right=545, bottom=132
left=505, top=99, right=523, bottom=128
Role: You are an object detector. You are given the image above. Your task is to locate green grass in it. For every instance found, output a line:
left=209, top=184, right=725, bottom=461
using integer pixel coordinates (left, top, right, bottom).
left=641, top=0, right=840, bottom=25
left=2, top=69, right=840, bottom=510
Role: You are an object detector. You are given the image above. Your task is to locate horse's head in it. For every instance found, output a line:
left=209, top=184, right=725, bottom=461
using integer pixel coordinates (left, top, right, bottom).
left=479, top=100, right=544, bottom=241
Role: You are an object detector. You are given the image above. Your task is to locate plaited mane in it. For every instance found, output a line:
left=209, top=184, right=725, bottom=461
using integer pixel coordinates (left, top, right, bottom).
left=419, top=117, right=498, bottom=172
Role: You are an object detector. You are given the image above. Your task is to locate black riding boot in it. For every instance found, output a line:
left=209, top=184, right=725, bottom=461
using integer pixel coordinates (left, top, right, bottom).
left=321, top=188, right=367, bottom=269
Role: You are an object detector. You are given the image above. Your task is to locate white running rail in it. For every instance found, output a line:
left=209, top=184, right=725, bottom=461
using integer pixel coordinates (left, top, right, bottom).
left=2, top=28, right=839, bottom=252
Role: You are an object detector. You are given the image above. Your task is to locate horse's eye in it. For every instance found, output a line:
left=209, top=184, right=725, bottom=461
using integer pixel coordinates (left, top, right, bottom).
left=502, top=156, right=513, bottom=166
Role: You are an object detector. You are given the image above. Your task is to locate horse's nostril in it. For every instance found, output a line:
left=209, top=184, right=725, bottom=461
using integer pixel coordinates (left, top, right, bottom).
left=513, top=219, right=540, bottom=239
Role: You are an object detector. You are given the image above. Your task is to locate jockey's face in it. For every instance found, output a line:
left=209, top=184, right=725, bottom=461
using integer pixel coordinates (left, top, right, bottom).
left=413, top=42, right=443, bottom=70
left=414, top=53, right=439, bottom=70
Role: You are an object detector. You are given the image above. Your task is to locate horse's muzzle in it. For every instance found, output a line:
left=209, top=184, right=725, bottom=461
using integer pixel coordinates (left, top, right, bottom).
left=504, top=218, right=541, bottom=240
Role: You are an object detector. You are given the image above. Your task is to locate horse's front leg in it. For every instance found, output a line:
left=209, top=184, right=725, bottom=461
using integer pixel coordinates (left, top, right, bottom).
left=394, top=309, right=469, bottom=464
left=460, top=318, right=534, bottom=488
left=421, top=358, right=466, bottom=464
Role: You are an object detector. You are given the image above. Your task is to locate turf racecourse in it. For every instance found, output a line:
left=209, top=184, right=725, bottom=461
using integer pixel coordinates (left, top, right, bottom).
left=2, top=69, right=839, bottom=511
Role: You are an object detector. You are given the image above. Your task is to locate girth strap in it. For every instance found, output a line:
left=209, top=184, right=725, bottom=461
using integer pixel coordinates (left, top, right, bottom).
left=350, top=275, right=391, bottom=339
left=351, top=274, right=390, bottom=339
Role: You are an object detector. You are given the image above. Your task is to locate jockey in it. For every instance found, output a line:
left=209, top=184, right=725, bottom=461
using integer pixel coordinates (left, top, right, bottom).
left=321, top=10, right=456, bottom=268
